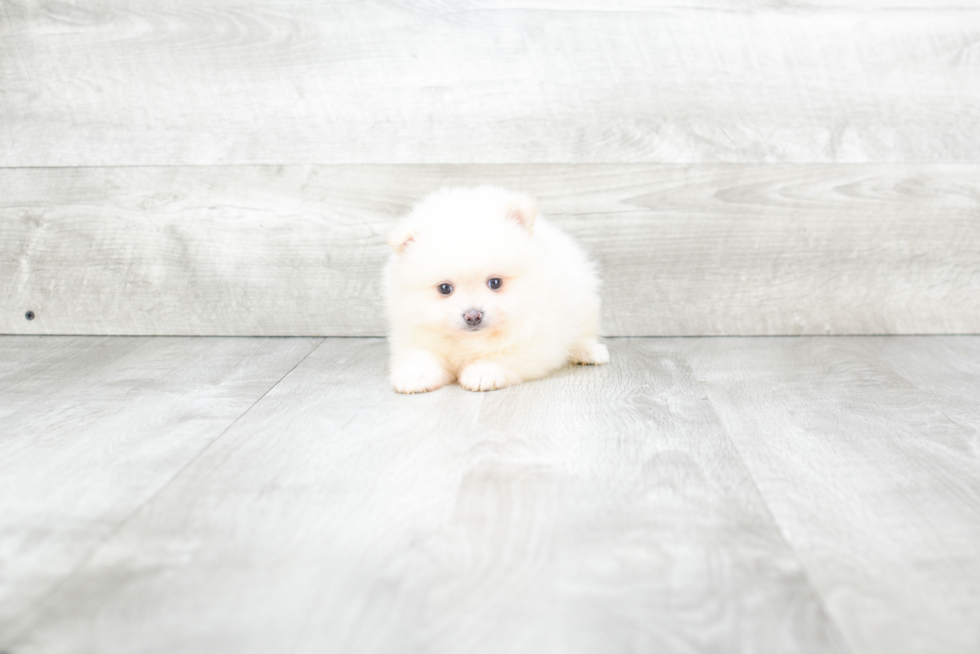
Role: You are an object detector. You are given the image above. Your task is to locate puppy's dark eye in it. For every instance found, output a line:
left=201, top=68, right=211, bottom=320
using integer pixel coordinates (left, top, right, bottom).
left=488, top=278, right=502, bottom=291
left=438, top=283, right=453, bottom=296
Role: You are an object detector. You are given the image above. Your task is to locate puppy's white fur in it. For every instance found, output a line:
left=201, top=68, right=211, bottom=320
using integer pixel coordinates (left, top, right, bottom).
left=384, top=186, right=608, bottom=393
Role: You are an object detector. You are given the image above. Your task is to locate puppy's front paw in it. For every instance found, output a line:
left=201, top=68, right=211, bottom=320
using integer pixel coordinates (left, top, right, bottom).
left=390, top=352, right=452, bottom=394
left=458, top=360, right=522, bottom=392
left=571, top=341, right=610, bottom=365
left=391, top=365, right=451, bottom=394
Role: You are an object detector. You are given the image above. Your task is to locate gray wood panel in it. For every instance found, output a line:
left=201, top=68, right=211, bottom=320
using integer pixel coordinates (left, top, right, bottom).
left=3, top=164, right=978, bottom=337
left=0, top=335, right=320, bottom=638
left=867, top=336, right=980, bottom=431
left=682, top=336, right=980, bottom=654
left=2, top=1, right=979, bottom=166
left=5, top=338, right=846, bottom=654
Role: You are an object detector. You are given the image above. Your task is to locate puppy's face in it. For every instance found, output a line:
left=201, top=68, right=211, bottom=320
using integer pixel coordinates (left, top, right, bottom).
left=385, top=187, right=539, bottom=340
left=430, top=271, right=512, bottom=334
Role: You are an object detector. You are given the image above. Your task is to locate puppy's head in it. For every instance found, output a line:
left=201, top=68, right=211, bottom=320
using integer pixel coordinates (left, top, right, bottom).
left=385, top=186, right=539, bottom=339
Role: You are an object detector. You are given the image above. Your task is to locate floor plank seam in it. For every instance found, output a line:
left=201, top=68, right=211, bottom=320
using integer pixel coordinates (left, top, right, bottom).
left=4, top=337, right=327, bottom=642
left=697, top=386, right=858, bottom=654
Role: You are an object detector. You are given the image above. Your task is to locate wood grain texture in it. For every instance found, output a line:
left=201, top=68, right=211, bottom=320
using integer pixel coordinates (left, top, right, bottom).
left=5, top=338, right=846, bottom=654
left=2, top=1, right=979, bottom=165
left=3, top=164, right=978, bottom=337
left=866, top=336, right=980, bottom=431
left=0, top=335, right=320, bottom=638
left=681, top=336, right=980, bottom=654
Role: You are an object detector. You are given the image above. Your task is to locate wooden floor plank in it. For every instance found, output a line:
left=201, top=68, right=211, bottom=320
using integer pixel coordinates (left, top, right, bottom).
left=5, top=338, right=845, bottom=654
left=0, top=335, right=320, bottom=638
left=865, top=336, right=980, bottom=432
left=2, top=3, right=978, bottom=165
left=3, top=164, right=978, bottom=337
left=681, top=336, right=980, bottom=654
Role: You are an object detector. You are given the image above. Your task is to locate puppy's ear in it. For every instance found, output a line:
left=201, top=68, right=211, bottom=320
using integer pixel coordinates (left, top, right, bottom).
left=386, top=223, right=417, bottom=253
left=504, top=193, right=538, bottom=232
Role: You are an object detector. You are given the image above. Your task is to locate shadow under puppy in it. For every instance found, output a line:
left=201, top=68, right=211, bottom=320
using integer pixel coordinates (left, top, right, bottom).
left=384, top=186, right=608, bottom=393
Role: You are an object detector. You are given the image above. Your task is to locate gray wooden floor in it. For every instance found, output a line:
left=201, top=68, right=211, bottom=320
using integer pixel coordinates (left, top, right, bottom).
left=2, top=335, right=978, bottom=654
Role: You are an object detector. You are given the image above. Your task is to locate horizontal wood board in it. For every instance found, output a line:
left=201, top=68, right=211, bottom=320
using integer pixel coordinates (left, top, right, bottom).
left=4, top=337, right=846, bottom=654
left=682, top=335, right=980, bottom=654
left=0, top=335, right=321, bottom=638
left=2, top=2, right=980, bottom=165
left=2, top=164, right=978, bottom=336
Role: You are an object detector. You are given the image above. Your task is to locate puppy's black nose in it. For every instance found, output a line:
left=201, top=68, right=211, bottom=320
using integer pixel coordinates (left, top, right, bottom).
left=464, top=309, right=483, bottom=326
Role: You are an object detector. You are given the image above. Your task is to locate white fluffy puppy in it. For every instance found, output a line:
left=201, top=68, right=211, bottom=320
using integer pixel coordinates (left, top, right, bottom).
left=384, top=186, right=608, bottom=393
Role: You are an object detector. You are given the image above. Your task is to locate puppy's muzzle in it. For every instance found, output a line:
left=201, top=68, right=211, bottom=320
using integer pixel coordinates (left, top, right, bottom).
left=463, top=309, right=483, bottom=330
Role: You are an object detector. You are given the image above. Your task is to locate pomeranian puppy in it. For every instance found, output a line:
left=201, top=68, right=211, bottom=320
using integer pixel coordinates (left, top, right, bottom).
left=384, top=186, right=608, bottom=393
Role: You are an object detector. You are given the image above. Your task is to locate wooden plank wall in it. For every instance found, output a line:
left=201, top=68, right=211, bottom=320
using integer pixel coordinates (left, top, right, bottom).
left=2, top=1, right=978, bottom=336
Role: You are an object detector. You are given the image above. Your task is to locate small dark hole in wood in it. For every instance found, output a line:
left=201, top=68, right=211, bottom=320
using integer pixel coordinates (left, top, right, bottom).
left=25, top=311, right=35, bottom=321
